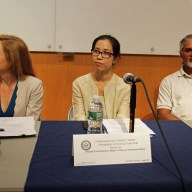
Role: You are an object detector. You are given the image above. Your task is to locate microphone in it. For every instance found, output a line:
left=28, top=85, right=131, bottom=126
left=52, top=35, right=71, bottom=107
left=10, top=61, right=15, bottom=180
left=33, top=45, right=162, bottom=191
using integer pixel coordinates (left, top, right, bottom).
left=123, top=73, right=188, bottom=191
left=123, top=73, right=141, bottom=84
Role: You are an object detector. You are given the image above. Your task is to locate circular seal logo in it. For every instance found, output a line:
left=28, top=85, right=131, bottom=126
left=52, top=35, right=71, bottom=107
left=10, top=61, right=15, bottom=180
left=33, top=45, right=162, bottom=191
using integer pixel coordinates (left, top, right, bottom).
left=81, top=140, right=91, bottom=151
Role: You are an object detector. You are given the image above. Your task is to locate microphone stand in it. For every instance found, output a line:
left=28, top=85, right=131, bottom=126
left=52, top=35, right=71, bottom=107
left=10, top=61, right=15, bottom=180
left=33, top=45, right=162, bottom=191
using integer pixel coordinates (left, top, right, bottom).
left=124, top=73, right=188, bottom=191
left=140, top=80, right=188, bottom=192
left=129, top=82, right=136, bottom=133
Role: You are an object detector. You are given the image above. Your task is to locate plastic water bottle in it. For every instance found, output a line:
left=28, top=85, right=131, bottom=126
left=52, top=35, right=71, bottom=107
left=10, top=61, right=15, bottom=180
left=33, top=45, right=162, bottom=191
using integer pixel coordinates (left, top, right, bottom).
left=87, top=95, right=103, bottom=134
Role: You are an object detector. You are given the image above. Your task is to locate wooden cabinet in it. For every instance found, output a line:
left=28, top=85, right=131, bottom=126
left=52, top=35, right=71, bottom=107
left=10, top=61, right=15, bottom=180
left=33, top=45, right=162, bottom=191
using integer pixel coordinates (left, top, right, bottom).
left=0, top=0, right=55, bottom=51
left=1, top=0, right=192, bottom=54
left=55, top=0, right=192, bottom=55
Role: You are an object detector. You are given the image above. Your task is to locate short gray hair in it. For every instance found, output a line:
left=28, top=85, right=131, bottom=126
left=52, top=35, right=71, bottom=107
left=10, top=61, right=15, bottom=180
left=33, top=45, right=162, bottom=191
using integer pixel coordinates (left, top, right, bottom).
left=180, top=34, right=192, bottom=53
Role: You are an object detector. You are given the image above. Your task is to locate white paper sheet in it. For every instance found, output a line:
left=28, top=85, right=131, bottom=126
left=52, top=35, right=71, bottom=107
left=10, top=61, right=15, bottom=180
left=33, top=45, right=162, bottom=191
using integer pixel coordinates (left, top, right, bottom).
left=103, top=118, right=155, bottom=135
left=182, top=120, right=192, bottom=128
left=0, top=117, right=36, bottom=137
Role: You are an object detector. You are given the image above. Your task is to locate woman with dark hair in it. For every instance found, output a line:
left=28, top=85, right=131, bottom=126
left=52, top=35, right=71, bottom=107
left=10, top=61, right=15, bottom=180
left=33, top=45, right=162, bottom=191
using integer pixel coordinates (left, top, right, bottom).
left=72, top=34, right=130, bottom=120
left=0, top=34, right=43, bottom=120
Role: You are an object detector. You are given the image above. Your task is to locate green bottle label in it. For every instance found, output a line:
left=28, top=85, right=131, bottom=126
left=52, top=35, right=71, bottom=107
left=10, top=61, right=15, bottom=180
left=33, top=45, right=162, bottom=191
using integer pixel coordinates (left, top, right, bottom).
left=88, top=111, right=103, bottom=121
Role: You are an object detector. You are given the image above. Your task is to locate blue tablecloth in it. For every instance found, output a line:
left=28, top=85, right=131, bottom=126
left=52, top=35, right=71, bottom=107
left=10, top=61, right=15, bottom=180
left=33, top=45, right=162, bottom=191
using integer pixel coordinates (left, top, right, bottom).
left=24, top=120, right=192, bottom=192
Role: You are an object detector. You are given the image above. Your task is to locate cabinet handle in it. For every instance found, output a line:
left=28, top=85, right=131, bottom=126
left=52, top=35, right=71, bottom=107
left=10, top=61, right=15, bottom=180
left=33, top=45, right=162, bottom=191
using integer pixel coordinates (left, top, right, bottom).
left=47, top=44, right=52, bottom=49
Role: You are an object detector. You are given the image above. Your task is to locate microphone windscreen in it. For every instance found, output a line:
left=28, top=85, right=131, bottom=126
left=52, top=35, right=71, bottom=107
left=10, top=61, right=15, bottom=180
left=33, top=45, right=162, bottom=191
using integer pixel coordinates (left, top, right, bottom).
left=123, top=73, right=134, bottom=84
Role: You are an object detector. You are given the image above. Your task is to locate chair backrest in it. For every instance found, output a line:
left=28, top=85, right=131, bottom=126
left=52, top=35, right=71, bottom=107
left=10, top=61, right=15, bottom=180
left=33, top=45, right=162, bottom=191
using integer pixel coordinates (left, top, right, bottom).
left=67, top=106, right=73, bottom=121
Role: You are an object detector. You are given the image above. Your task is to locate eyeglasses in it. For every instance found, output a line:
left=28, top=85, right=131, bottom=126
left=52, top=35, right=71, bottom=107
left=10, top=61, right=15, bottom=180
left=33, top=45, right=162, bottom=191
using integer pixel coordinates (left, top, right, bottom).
left=183, top=48, right=192, bottom=53
left=91, top=49, right=113, bottom=59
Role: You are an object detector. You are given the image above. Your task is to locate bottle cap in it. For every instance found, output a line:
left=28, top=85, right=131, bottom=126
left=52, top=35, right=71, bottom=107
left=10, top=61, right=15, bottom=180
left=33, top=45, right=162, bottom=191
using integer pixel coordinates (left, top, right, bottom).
left=93, top=95, right=100, bottom=100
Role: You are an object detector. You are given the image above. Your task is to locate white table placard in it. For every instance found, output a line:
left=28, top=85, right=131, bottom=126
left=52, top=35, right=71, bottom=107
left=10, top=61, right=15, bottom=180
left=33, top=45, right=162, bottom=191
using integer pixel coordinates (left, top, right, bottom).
left=73, top=133, right=152, bottom=166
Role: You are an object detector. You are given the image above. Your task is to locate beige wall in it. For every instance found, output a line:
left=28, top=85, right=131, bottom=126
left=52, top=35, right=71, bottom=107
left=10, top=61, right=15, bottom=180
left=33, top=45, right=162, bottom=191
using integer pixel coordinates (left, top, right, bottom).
left=31, top=52, right=181, bottom=120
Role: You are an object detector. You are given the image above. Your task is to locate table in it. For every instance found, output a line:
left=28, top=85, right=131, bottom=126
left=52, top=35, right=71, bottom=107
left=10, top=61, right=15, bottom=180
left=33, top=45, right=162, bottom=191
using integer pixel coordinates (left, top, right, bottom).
left=0, top=122, right=40, bottom=192
left=24, top=120, right=192, bottom=192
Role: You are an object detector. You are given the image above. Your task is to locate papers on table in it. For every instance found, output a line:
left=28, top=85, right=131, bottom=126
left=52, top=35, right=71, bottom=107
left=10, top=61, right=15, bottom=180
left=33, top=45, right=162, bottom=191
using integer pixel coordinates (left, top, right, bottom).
left=0, top=117, right=36, bottom=137
left=103, top=118, right=155, bottom=135
left=182, top=120, right=192, bottom=128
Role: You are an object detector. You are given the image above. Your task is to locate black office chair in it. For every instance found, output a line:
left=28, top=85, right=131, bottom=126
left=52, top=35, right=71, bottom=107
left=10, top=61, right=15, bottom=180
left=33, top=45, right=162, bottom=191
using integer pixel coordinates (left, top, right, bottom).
left=67, top=106, right=73, bottom=121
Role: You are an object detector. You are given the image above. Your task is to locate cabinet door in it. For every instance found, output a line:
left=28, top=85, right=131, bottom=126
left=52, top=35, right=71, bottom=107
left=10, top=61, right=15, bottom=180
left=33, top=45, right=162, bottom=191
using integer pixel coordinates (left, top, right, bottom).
left=55, top=0, right=192, bottom=55
left=0, top=0, right=55, bottom=52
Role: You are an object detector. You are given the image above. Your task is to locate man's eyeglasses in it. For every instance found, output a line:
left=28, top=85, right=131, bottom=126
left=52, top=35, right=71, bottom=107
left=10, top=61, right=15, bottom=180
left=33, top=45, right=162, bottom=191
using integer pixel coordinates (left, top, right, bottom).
left=91, top=49, right=113, bottom=59
left=183, top=48, right=192, bottom=53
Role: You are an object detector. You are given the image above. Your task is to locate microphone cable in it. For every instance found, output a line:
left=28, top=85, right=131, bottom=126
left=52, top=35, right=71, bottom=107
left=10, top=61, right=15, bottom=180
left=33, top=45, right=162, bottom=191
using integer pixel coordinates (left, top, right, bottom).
left=140, top=79, right=188, bottom=192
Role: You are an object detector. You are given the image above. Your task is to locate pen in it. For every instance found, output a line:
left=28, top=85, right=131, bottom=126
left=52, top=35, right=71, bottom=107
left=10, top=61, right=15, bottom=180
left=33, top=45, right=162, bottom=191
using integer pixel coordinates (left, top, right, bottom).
left=0, top=128, right=5, bottom=131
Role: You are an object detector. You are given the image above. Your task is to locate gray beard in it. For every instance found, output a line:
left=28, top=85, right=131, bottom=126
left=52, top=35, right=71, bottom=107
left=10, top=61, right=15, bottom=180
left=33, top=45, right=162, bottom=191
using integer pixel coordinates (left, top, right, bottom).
left=184, top=62, right=192, bottom=68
